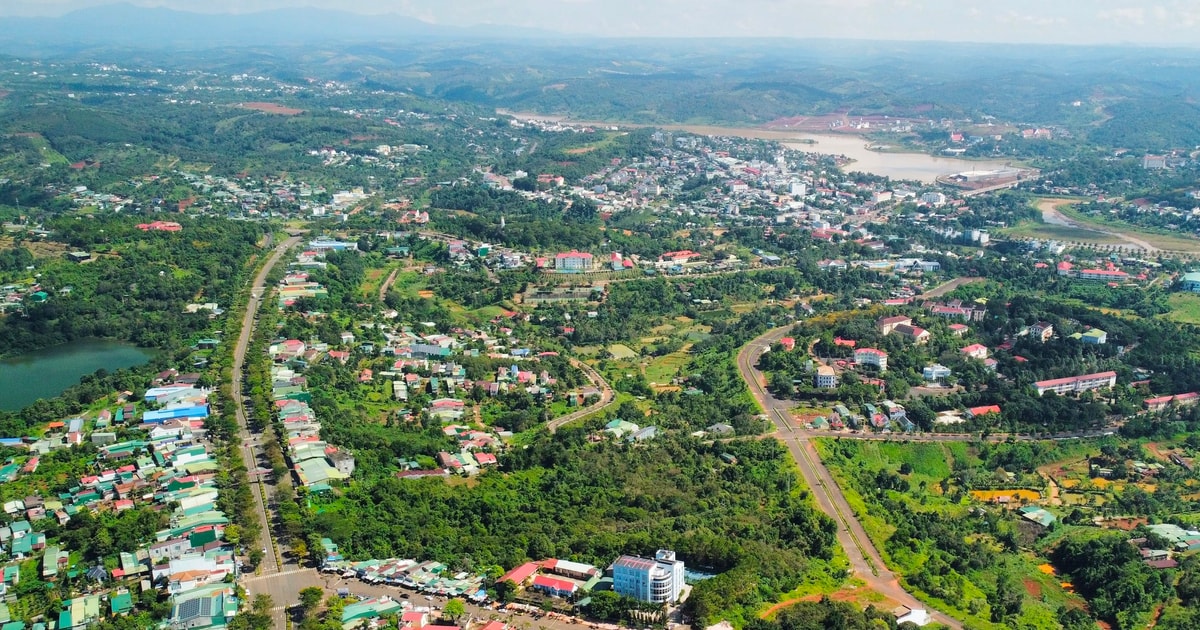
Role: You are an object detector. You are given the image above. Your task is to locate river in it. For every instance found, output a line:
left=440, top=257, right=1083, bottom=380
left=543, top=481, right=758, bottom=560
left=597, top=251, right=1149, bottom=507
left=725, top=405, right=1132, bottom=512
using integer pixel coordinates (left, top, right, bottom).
left=0, top=339, right=156, bottom=411
left=499, top=111, right=1013, bottom=184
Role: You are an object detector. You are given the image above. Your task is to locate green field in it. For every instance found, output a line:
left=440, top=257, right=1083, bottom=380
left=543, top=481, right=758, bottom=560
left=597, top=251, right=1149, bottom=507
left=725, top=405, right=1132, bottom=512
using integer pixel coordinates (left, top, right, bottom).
left=1000, top=222, right=1122, bottom=244
left=1164, top=292, right=1200, bottom=324
left=644, top=349, right=690, bottom=384
left=607, top=343, right=638, bottom=359
left=1054, top=205, right=1200, bottom=252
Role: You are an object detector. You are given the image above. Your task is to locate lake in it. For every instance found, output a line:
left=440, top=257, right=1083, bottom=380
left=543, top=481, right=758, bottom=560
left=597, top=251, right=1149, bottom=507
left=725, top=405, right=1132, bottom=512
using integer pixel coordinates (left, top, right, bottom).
left=0, top=339, right=156, bottom=411
left=499, top=111, right=1014, bottom=184
left=781, top=133, right=1015, bottom=184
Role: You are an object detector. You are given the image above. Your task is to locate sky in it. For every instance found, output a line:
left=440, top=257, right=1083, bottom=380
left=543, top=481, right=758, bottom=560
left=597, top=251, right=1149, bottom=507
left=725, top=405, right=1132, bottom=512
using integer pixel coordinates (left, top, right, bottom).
left=4, top=0, right=1200, bottom=46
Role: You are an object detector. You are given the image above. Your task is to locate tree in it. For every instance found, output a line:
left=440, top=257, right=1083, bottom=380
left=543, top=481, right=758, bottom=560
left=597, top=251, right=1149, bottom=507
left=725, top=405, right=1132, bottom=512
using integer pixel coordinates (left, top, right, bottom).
left=494, top=579, right=519, bottom=604
left=444, top=598, right=466, bottom=620
left=769, top=371, right=795, bottom=396
left=299, top=587, right=324, bottom=612
left=248, top=548, right=264, bottom=570
left=252, top=594, right=274, bottom=616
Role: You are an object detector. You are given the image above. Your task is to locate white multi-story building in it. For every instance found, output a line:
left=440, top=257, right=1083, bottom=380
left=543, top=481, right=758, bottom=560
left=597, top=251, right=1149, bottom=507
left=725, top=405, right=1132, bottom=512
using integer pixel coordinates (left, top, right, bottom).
left=920, top=192, right=947, bottom=206
left=854, top=348, right=889, bottom=372
left=1034, top=371, right=1117, bottom=396
left=923, top=364, right=951, bottom=381
left=815, top=365, right=838, bottom=389
left=554, top=251, right=594, bottom=272
left=612, top=550, right=685, bottom=603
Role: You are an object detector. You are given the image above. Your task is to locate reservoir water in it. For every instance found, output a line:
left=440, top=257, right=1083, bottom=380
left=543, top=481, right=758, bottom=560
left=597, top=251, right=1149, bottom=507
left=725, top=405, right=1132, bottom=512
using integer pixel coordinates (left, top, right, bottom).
left=780, top=133, right=1014, bottom=184
left=0, top=339, right=155, bottom=411
left=499, top=111, right=1013, bottom=184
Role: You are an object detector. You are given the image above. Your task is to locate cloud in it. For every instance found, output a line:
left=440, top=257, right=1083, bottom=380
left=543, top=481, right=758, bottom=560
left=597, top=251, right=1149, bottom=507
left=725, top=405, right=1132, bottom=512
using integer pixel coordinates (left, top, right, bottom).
left=1098, top=7, right=1146, bottom=25
left=1, top=0, right=1199, bottom=45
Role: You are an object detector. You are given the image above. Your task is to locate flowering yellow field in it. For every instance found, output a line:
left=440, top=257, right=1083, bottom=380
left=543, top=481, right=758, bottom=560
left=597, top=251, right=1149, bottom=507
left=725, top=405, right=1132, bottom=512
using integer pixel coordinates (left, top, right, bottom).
left=969, top=489, right=1042, bottom=502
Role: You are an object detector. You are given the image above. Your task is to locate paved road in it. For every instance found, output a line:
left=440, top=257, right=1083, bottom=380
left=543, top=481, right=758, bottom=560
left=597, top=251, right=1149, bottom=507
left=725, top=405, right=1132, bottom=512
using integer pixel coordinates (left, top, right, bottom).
left=737, top=327, right=962, bottom=629
left=231, top=235, right=302, bottom=623
left=547, top=358, right=617, bottom=432
left=795, top=427, right=1115, bottom=443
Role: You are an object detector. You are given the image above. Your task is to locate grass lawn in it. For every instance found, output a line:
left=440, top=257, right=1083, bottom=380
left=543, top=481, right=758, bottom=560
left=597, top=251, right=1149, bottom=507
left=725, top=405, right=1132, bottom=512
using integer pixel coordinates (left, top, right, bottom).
left=389, top=271, right=429, bottom=299
left=360, top=267, right=388, bottom=299
left=471, top=305, right=508, bottom=321
left=644, top=349, right=691, bottom=384
left=607, top=344, right=638, bottom=360
left=1163, top=293, right=1200, bottom=325
left=1055, top=205, right=1200, bottom=252
left=1000, top=222, right=1123, bottom=245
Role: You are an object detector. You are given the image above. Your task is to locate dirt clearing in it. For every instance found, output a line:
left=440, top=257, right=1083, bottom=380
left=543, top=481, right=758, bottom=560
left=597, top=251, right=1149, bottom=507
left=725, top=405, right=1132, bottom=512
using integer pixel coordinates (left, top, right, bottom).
left=240, top=102, right=304, bottom=115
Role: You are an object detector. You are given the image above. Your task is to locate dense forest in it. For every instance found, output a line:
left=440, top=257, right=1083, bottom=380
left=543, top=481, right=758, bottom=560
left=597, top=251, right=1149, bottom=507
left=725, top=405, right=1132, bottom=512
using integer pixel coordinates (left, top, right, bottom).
left=0, top=216, right=265, bottom=355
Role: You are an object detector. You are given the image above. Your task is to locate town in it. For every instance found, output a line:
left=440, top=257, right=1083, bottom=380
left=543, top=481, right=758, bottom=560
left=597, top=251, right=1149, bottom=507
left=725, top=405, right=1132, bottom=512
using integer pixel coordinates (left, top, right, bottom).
left=0, top=24, right=1200, bottom=630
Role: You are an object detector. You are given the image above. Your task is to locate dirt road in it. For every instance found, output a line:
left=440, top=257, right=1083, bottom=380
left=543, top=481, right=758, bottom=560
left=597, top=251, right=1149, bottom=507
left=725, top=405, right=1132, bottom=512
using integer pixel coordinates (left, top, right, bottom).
left=378, top=267, right=400, bottom=302
left=918, top=277, right=983, bottom=300
left=737, top=327, right=961, bottom=628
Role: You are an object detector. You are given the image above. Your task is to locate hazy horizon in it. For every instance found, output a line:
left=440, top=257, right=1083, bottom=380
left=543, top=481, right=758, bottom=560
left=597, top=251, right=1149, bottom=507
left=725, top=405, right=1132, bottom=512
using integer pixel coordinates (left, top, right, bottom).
left=2, top=0, right=1198, bottom=48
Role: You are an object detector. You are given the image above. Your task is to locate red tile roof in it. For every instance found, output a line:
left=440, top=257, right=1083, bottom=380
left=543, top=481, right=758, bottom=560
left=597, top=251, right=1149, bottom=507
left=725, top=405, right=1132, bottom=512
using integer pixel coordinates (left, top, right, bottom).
left=532, top=574, right=578, bottom=593
left=497, top=561, right=540, bottom=585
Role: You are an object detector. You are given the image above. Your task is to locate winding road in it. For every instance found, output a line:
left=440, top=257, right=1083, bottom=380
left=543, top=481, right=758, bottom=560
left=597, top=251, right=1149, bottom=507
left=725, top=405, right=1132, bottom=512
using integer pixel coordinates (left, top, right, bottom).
left=737, top=326, right=961, bottom=628
left=547, top=358, right=616, bottom=432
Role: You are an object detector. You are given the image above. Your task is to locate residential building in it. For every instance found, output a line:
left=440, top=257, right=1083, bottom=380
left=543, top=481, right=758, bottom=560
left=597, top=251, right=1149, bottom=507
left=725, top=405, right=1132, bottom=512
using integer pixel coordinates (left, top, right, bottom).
left=967, top=405, right=1002, bottom=419
left=308, top=238, right=358, bottom=252
left=1034, top=371, right=1117, bottom=396
left=1029, top=322, right=1054, bottom=342
left=1078, top=328, right=1108, bottom=345
left=554, top=251, right=594, bottom=272
left=612, top=550, right=685, bottom=604
left=1077, top=268, right=1129, bottom=282
left=815, top=365, right=838, bottom=389
left=542, top=559, right=600, bottom=580
left=1182, top=272, right=1200, bottom=292
left=923, top=365, right=951, bottom=382
left=893, top=324, right=930, bottom=345
left=328, top=449, right=356, bottom=477
left=1019, top=506, right=1057, bottom=528
left=1145, top=396, right=1174, bottom=412
left=1143, top=392, right=1199, bottom=412
left=875, top=315, right=912, bottom=335
left=531, top=575, right=578, bottom=598
left=921, top=192, right=947, bottom=206
left=658, top=250, right=701, bottom=266
left=960, top=343, right=989, bottom=360
left=854, top=348, right=888, bottom=372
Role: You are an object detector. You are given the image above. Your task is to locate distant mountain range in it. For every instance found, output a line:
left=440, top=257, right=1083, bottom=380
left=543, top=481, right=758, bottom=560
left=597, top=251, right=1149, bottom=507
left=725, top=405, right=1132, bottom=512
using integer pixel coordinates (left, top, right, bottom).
left=0, top=3, right=558, bottom=53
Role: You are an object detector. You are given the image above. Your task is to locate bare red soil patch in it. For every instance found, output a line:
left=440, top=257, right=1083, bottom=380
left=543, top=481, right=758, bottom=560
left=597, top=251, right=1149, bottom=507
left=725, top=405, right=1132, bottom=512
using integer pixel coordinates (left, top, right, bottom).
left=760, top=589, right=866, bottom=619
left=1022, top=577, right=1042, bottom=598
left=1101, top=516, right=1148, bottom=531
left=239, top=102, right=304, bottom=115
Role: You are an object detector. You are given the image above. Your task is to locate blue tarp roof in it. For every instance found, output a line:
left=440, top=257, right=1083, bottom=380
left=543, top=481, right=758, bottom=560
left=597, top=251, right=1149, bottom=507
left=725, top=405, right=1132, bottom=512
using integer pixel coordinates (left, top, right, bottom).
left=143, top=405, right=209, bottom=423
